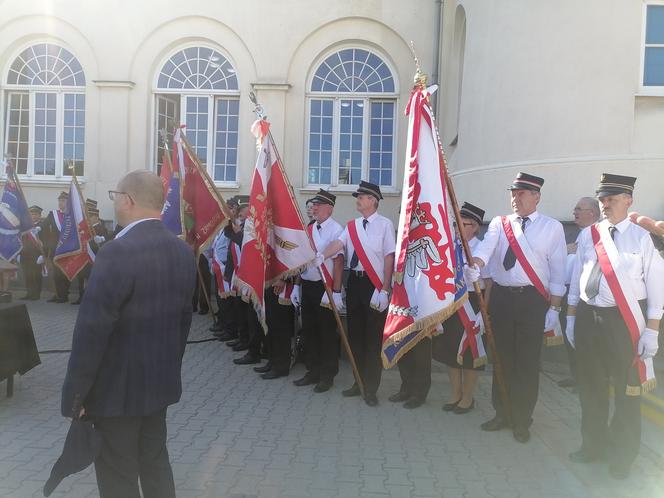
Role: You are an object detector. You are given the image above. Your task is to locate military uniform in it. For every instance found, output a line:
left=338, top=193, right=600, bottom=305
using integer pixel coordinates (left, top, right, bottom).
left=42, top=191, right=70, bottom=303
left=19, top=205, right=45, bottom=300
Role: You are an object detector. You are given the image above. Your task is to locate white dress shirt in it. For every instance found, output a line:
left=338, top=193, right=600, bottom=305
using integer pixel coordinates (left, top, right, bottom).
left=301, top=216, right=343, bottom=281
left=114, top=218, right=160, bottom=239
left=467, top=236, right=490, bottom=290
left=568, top=217, right=664, bottom=320
left=564, top=232, right=582, bottom=285
left=338, top=211, right=396, bottom=271
left=212, top=230, right=230, bottom=264
left=473, top=211, right=567, bottom=296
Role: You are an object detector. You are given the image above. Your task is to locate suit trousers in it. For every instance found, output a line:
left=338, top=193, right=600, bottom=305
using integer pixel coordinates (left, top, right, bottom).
left=93, top=407, right=175, bottom=498
left=192, top=254, right=211, bottom=312
left=235, top=297, right=250, bottom=345
left=346, top=273, right=386, bottom=396
left=247, top=302, right=263, bottom=357
left=397, top=338, right=432, bottom=400
left=265, top=289, right=293, bottom=372
left=217, top=295, right=236, bottom=335
left=53, top=264, right=70, bottom=300
left=575, top=300, right=643, bottom=469
left=489, top=284, right=548, bottom=429
left=20, top=257, right=42, bottom=298
left=301, top=279, right=340, bottom=382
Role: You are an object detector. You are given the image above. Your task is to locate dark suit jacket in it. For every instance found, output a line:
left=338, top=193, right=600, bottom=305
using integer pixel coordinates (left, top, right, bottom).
left=42, top=211, right=62, bottom=258
left=61, top=219, right=196, bottom=417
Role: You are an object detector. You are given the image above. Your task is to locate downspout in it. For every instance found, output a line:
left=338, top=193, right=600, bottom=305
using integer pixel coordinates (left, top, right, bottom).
left=431, top=0, right=444, bottom=112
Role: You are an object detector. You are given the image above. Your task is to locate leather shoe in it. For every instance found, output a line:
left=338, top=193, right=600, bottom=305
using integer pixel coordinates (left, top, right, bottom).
left=453, top=399, right=475, bottom=414
left=254, top=362, right=272, bottom=373
left=513, top=428, right=530, bottom=443
left=216, top=331, right=236, bottom=342
left=226, top=338, right=241, bottom=347
left=313, top=380, right=333, bottom=393
left=47, top=296, right=58, bottom=302
left=198, top=308, right=209, bottom=315
left=71, top=299, right=81, bottom=305
left=19, top=295, right=31, bottom=300
left=342, top=384, right=361, bottom=397
left=233, top=354, right=260, bottom=365
left=557, top=378, right=576, bottom=388
left=232, top=342, right=249, bottom=352
left=261, top=369, right=288, bottom=380
left=443, top=399, right=461, bottom=412
left=364, top=394, right=378, bottom=407
left=403, top=396, right=425, bottom=409
left=293, top=373, right=319, bottom=387
left=569, top=448, right=602, bottom=464
left=608, top=463, right=630, bottom=480
left=481, top=416, right=509, bottom=432
left=388, top=391, right=410, bottom=403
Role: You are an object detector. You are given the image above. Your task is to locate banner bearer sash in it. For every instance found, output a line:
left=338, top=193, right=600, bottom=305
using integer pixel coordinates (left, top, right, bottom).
left=230, top=242, right=241, bottom=295
left=456, top=298, right=487, bottom=368
left=278, top=280, right=294, bottom=306
left=591, top=223, right=656, bottom=395
left=51, top=210, right=63, bottom=233
left=347, top=218, right=383, bottom=291
left=212, top=256, right=232, bottom=298
left=501, top=216, right=563, bottom=346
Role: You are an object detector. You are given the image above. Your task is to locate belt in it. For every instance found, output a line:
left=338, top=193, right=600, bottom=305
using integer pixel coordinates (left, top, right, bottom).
left=496, top=283, right=534, bottom=293
left=350, top=270, right=368, bottom=278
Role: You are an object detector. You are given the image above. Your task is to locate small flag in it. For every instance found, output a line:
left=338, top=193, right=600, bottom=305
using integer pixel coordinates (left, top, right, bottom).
left=0, top=161, right=33, bottom=261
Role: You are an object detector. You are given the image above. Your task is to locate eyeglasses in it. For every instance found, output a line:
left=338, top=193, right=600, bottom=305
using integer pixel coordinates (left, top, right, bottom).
left=573, top=207, right=593, bottom=213
left=108, top=190, right=131, bottom=201
left=462, top=222, right=475, bottom=228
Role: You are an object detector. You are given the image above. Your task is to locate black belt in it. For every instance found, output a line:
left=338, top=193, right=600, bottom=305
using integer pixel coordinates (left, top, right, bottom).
left=495, top=283, right=534, bottom=293
left=350, top=270, right=368, bottom=278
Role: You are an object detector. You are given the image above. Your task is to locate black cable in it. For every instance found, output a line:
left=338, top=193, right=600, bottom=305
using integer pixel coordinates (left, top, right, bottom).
left=37, top=337, right=219, bottom=354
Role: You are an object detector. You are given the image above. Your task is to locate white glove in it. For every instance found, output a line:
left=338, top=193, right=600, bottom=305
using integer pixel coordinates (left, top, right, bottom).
left=33, top=226, right=42, bottom=234
left=474, top=313, right=485, bottom=335
left=565, top=316, right=576, bottom=349
left=311, top=252, right=325, bottom=268
left=290, top=284, right=301, bottom=307
left=36, top=255, right=45, bottom=265
left=377, top=289, right=390, bottom=313
left=544, top=308, right=560, bottom=332
left=463, top=264, right=480, bottom=286
left=332, top=291, right=344, bottom=311
left=369, top=288, right=380, bottom=310
left=638, top=328, right=659, bottom=360
left=93, top=235, right=105, bottom=244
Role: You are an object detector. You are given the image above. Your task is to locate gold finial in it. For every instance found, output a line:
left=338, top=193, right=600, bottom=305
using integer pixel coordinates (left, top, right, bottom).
left=410, top=41, right=428, bottom=89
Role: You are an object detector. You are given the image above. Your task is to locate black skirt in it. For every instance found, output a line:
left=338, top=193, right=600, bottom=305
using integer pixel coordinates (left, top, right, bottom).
left=432, top=292, right=486, bottom=370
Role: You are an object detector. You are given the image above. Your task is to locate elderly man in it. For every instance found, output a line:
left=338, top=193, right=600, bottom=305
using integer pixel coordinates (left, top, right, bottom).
left=43, top=191, right=70, bottom=303
left=61, top=170, right=196, bottom=498
left=567, top=174, right=664, bottom=479
left=470, top=172, right=567, bottom=443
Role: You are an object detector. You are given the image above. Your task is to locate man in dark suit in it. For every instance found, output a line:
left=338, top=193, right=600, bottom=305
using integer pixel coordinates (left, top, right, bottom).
left=61, top=170, right=196, bottom=498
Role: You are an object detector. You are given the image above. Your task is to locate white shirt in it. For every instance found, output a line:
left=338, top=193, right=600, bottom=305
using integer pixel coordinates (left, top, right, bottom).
left=338, top=211, right=396, bottom=271
left=114, top=218, right=160, bottom=239
left=564, top=232, right=582, bottom=285
left=467, top=236, right=490, bottom=291
left=473, top=211, right=567, bottom=296
left=568, top=218, right=664, bottom=320
left=212, top=230, right=230, bottom=264
left=301, top=216, right=343, bottom=281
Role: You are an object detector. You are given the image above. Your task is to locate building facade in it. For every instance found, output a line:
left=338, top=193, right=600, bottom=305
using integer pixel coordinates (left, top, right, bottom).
left=0, top=0, right=661, bottom=226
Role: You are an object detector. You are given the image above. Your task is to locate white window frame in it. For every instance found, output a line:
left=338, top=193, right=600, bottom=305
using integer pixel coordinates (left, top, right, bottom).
left=151, top=44, right=241, bottom=188
left=640, top=1, right=664, bottom=95
left=305, top=47, right=399, bottom=192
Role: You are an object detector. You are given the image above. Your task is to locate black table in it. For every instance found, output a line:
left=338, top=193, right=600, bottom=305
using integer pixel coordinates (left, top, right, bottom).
left=0, top=303, right=41, bottom=397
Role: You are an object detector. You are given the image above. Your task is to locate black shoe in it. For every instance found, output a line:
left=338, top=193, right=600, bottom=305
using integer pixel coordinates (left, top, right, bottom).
left=293, top=373, right=319, bottom=387
left=55, top=298, right=68, bottom=303
left=388, top=391, right=410, bottom=403
left=209, top=323, right=224, bottom=332
left=608, top=463, right=630, bottom=480
left=47, top=296, right=58, bottom=303
left=19, top=295, right=31, bottom=300
left=364, top=394, right=378, bottom=407
left=513, top=428, right=530, bottom=444
left=261, top=369, right=288, bottom=380
left=226, top=338, right=241, bottom=347
left=443, top=399, right=461, bottom=412
left=198, top=309, right=209, bottom=315
left=481, top=416, right=509, bottom=432
left=454, top=399, right=475, bottom=414
left=254, top=362, right=273, bottom=373
left=71, top=299, right=81, bottom=305
left=569, top=449, right=603, bottom=464
left=403, top=396, right=425, bottom=409
left=342, top=384, right=361, bottom=397
left=233, top=354, right=260, bottom=365
left=217, top=331, right=237, bottom=342
left=28, top=296, right=40, bottom=301
left=557, top=378, right=576, bottom=388
left=232, top=342, right=249, bottom=352
left=313, top=380, right=333, bottom=393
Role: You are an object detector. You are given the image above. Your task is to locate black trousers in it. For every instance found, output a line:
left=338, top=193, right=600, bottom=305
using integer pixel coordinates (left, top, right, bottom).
left=93, top=408, right=175, bottom=498
left=235, top=297, right=250, bottom=346
left=76, top=263, right=92, bottom=298
left=217, top=295, right=237, bottom=335
left=346, top=273, right=386, bottom=396
left=265, top=289, right=293, bottom=372
left=301, top=280, right=339, bottom=382
left=53, top=264, right=70, bottom=299
left=575, top=300, right=643, bottom=469
left=397, top=338, right=432, bottom=400
left=489, top=284, right=548, bottom=429
left=192, top=255, right=211, bottom=312
left=20, top=256, right=42, bottom=298
left=247, top=302, right=263, bottom=357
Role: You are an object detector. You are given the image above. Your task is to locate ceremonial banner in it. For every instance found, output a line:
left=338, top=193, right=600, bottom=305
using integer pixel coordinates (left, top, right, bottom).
left=382, top=86, right=464, bottom=368
left=160, top=148, right=184, bottom=238
left=0, top=161, right=32, bottom=261
left=234, top=119, right=316, bottom=331
left=53, top=177, right=94, bottom=281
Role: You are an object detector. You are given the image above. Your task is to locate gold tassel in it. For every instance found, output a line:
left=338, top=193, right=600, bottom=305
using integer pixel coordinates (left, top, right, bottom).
left=544, top=335, right=564, bottom=347
left=473, top=357, right=488, bottom=368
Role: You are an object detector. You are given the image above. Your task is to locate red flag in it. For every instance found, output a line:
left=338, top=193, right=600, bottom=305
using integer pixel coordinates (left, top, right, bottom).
left=174, top=128, right=230, bottom=251
left=234, top=119, right=316, bottom=330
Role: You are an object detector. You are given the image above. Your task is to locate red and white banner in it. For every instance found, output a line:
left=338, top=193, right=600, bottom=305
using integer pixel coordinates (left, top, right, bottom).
left=234, top=119, right=316, bottom=331
left=456, top=300, right=487, bottom=367
left=381, top=86, right=463, bottom=369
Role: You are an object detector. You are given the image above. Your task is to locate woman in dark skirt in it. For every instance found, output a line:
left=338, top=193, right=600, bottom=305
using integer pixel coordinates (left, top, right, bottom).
left=433, top=202, right=491, bottom=414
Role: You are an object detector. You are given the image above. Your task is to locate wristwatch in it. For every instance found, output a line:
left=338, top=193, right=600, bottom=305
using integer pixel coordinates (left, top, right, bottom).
left=550, top=305, right=562, bottom=312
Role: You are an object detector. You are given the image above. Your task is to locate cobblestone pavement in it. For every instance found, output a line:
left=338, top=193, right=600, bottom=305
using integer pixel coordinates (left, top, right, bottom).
left=1, top=299, right=663, bottom=498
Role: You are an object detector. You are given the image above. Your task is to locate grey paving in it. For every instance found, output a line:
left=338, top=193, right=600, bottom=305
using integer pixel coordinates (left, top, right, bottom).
left=1, top=298, right=663, bottom=498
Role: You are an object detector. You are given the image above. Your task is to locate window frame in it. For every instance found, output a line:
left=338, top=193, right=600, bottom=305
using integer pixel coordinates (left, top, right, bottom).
left=640, top=1, right=664, bottom=95
left=152, top=44, right=241, bottom=187
left=305, top=46, right=399, bottom=192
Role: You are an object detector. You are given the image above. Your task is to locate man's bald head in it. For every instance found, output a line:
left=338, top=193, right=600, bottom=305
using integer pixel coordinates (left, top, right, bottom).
left=113, top=170, right=164, bottom=226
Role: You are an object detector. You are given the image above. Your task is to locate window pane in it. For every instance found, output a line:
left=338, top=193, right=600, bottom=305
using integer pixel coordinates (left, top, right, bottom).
left=307, top=99, right=333, bottom=185
left=311, top=48, right=395, bottom=93
left=644, top=47, right=664, bottom=86
left=647, top=6, right=664, bottom=44
left=157, top=47, right=238, bottom=91
left=338, top=99, right=363, bottom=185
left=154, top=95, right=180, bottom=174
left=63, top=92, right=86, bottom=176
left=369, top=101, right=395, bottom=186
left=185, top=96, right=208, bottom=163
left=213, top=97, right=239, bottom=182
left=4, top=92, right=30, bottom=174
left=33, top=92, right=57, bottom=176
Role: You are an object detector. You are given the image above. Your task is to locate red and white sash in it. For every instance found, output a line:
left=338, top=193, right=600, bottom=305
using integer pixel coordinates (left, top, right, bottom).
left=229, top=242, right=241, bottom=295
left=347, top=218, right=383, bottom=291
left=591, top=223, right=656, bottom=394
left=501, top=216, right=563, bottom=345
left=277, top=280, right=294, bottom=306
left=212, top=255, right=232, bottom=298
left=456, top=299, right=487, bottom=367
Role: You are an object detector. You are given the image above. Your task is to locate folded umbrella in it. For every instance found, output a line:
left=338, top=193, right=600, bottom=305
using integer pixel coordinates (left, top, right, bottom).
left=43, top=418, right=101, bottom=497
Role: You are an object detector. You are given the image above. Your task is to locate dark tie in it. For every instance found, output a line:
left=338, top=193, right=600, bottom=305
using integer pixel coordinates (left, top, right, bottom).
left=585, top=226, right=616, bottom=299
left=316, top=223, right=322, bottom=231
left=502, top=216, right=529, bottom=270
left=349, top=219, right=368, bottom=269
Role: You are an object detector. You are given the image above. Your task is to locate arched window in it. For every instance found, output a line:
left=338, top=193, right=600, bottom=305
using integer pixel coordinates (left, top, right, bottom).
left=155, top=46, right=239, bottom=183
left=4, top=43, right=86, bottom=177
left=307, top=48, right=397, bottom=188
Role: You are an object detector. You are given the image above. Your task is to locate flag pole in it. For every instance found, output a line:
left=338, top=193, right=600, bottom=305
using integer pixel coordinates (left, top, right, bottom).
left=248, top=92, right=366, bottom=398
